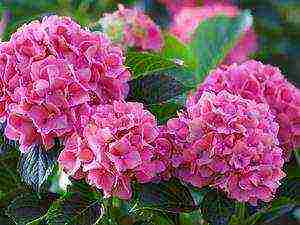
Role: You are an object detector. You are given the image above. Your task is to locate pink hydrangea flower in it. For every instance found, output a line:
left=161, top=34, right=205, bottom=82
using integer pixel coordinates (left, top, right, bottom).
left=157, top=0, right=198, bottom=16
left=169, top=4, right=258, bottom=65
left=99, top=4, right=164, bottom=52
left=189, top=60, right=300, bottom=159
left=58, top=101, right=167, bottom=200
left=0, top=15, right=130, bottom=152
left=167, top=91, right=285, bottom=205
left=203, top=0, right=233, bottom=5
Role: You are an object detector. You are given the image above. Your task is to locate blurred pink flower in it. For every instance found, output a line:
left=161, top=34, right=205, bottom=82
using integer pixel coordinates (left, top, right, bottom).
left=100, top=4, right=164, bottom=52
left=0, top=15, right=130, bottom=152
left=58, top=101, right=167, bottom=199
left=158, top=0, right=198, bottom=16
left=168, top=90, right=285, bottom=204
left=169, top=4, right=258, bottom=65
left=189, top=60, right=300, bottom=159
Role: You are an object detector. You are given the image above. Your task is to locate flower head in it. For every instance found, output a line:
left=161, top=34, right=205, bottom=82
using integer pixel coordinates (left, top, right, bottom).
left=169, top=4, right=257, bottom=65
left=58, top=101, right=167, bottom=199
left=158, top=0, right=198, bottom=16
left=190, top=60, right=300, bottom=159
left=99, top=4, right=164, bottom=52
left=168, top=90, right=285, bottom=205
left=0, top=15, right=130, bottom=152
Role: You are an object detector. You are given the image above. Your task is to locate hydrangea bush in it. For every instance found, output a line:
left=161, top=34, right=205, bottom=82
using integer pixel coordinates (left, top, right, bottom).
left=0, top=1, right=299, bottom=225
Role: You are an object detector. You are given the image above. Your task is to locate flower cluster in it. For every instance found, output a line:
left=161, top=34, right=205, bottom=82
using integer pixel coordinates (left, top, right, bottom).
left=99, top=4, right=164, bottom=52
left=0, top=15, right=130, bottom=152
left=167, top=90, right=285, bottom=204
left=157, top=0, right=198, bottom=16
left=157, top=0, right=233, bottom=16
left=189, top=60, right=300, bottom=159
left=169, top=3, right=257, bottom=64
left=58, top=101, right=167, bottom=199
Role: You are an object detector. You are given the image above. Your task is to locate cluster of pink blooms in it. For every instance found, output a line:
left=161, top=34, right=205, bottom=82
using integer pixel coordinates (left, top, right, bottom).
left=169, top=3, right=258, bottom=65
left=190, top=60, right=300, bottom=159
left=158, top=0, right=232, bottom=16
left=58, top=101, right=168, bottom=199
left=0, top=15, right=130, bottom=152
left=167, top=90, right=285, bottom=205
left=99, top=4, right=164, bottom=52
left=157, top=0, right=198, bottom=16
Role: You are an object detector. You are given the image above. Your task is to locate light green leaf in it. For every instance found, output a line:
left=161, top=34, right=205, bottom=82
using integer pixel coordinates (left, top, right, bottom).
left=161, top=33, right=196, bottom=70
left=126, top=51, right=177, bottom=80
left=191, top=10, right=253, bottom=81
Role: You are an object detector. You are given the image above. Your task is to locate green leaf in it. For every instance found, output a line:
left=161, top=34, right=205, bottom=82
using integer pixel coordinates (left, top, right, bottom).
left=19, top=144, right=57, bottom=191
left=245, top=196, right=298, bottom=225
left=200, top=189, right=236, bottom=225
left=0, top=148, right=22, bottom=204
left=190, top=10, right=253, bottom=81
left=0, top=122, right=18, bottom=156
left=126, top=50, right=198, bottom=87
left=126, top=51, right=177, bottom=80
left=6, top=193, right=57, bottom=225
left=46, top=193, right=104, bottom=225
left=148, top=95, right=185, bottom=124
left=161, top=33, right=196, bottom=70
left=131, top=178, right=196, bottom=214
left=132, top=211, right=175, bottom=225
left=127, top=71, right=189, bottom=105
left=179, top=210, right=203, bottom=225
left=279, top=177, right=300, bottom=202
left=0, top=214, right=14, bottom=225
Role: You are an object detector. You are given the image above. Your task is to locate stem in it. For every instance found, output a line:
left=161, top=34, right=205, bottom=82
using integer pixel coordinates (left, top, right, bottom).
left=236, top=202, right=246, bottom=224
left=26, top=213, right=47, bottom=225
left=173, top=213, right=180, bottom=225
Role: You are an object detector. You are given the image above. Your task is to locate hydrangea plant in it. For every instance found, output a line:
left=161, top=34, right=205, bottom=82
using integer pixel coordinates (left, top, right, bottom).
left=0, top=1, right=299, bottom=225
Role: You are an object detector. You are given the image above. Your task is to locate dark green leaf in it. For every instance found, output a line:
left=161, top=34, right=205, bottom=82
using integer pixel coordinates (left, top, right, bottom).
left=201, top=189, right=235, bottom=225
left=6, top=193, right=57, bottom=225
left=132, top=178, right=196, bottom=214
left=46, top=193, right=104, bottom=225
left=19, top=144, right=57, bottom=191
left=0, top=122, right=18, bottom=156
left=132, top=211, right=175, bottom=225
left=190, top=10, right=253, bottom=81
left=179, top=210, right=203, bottom=225
left=0, top=148, right=22, bottom=204
left=0, top=214, right=14, bottom=225
left=250, top=197, right=298, bottom=225
left=148, top=95, right=185, bottom=124
left=127, top=71, right=189, bottom=105
left=279, top=177, right=300, bottom=202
